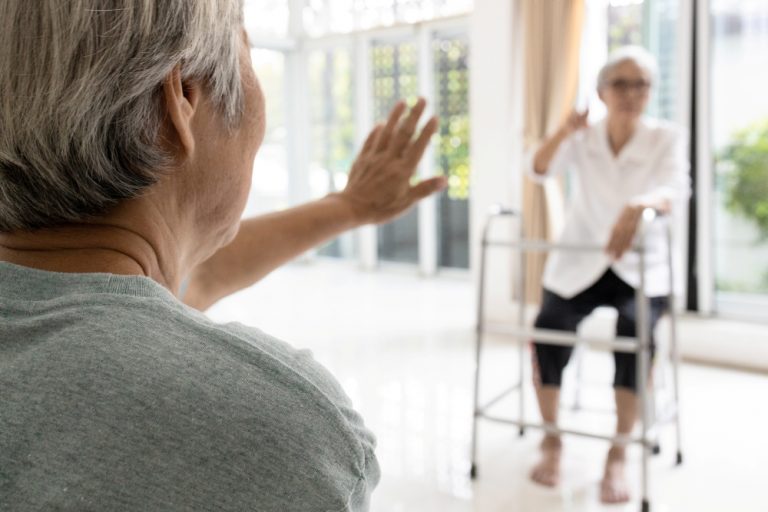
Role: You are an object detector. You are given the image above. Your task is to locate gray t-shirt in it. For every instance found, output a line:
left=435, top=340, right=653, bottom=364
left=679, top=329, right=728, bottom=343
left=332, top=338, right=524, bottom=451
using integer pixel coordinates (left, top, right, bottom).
left=0, top=262, right=379, bottom=511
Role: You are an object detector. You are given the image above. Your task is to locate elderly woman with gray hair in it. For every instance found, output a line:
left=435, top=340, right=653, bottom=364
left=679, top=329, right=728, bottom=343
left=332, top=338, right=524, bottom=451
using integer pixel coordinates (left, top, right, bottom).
left=0, top=2, right=445, bottom=510
left=528, top=46, right=689, bottom=504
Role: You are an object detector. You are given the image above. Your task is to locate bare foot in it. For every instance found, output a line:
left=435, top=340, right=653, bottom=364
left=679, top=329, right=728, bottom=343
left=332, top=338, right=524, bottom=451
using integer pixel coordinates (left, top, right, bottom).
left=530, top=435, right=562, bottom=487
left=600, top=445, right=630, bottom=504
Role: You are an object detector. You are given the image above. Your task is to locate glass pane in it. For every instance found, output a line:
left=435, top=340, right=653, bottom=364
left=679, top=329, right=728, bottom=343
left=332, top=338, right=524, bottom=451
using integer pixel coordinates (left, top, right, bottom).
left=712, top=1, right=768, bottom=308
left=433, top=35, right=470, bottom=269
left=646, top=0, right=679, bottom=121
left=607, top=0, right=644, bottom=51
left=605, top=0, right=679, bottom=121
left=307, top=48, right=358, bottom=258
left=244, top=0, right=290, bottom=38
left=372, top=41, right=420, bottom=264
left=243, top=49, right=289, bottom=218
left=303, top=0, right=473, bottom=38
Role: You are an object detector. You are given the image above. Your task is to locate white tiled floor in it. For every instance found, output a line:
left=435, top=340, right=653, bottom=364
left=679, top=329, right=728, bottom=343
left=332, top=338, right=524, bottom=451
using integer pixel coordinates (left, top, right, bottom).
left=207, top=260, right=768, bottom=512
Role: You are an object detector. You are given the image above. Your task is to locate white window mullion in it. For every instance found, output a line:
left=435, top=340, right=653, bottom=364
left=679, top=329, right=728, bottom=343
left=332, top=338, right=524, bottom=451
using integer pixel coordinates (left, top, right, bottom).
left=417, top=26, right=439, bottom=276
left=284, top=53, right=310, bottom=208
left=285, top=0, right=310, bottom=209
left=671, top=0, right=695, bottom=313
left=695, top=0, right=714, bottom=315
left=354, top=34, right=378, bottom=271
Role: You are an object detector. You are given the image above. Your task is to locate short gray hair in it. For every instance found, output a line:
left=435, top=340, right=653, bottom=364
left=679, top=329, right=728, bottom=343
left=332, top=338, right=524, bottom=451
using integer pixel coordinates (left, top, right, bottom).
left=0, top=1, right=245, bottom=232
left=597, top=45, right=658, bottom=88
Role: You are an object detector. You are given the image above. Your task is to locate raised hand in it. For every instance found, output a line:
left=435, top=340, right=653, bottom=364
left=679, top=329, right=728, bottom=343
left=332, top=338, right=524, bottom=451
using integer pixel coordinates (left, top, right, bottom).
left=564, top=108, right=589, bottom=135
left=336, top=98, right=447, bottom=225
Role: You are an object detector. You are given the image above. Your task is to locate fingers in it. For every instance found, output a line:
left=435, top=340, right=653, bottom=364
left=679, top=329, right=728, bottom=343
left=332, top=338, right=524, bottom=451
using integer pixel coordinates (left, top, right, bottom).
left=566, top=108, right=589, bottom=132
left=606, top=227, right=632, bottom=260
left=608, top=227, right=627, bottom=259
left=575, top=108, right=589, bottom=129
left=361, top=124, right=384, bottom=155
left=375, top=101, right=407, bottom=152
left=388, top=98, right=427, bottom=156
left=605, top=222, right=623, bottom=259
left=614, top=241, right=631, bottom=259
left=579, top=109, right=589, bottom=127
left=408, top=176, right=448, bottom=202
left=402, top=116, right=439, bottom=166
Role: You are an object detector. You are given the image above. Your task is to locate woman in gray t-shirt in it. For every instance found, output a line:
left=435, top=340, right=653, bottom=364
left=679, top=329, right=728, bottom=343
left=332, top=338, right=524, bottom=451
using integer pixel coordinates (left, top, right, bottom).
left=0, top=2, right=445, bottom=510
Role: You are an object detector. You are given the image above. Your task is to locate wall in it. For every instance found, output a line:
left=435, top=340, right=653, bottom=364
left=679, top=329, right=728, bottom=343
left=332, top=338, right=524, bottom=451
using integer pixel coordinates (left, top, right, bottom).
left=468, top=0, right=523, bottom=322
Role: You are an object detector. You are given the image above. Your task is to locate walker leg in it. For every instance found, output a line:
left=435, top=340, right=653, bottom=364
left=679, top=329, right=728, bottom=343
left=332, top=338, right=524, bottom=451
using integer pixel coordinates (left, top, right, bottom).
left=516, top=241, right=527, bottom=439
left=470, top=235, right=489, bottom=481
left=672, top=335, right=684, bottom=466
left=636, top=265, right=652, bottom=512
left=517, top=340, right=525, bottom=438
left=469, top=371, right=481, bottom=478
left=666, top=224, right=684, bottom=469
left=573, top=344, right=584, bottom=411
left=469, top=341, right=481, bottom=478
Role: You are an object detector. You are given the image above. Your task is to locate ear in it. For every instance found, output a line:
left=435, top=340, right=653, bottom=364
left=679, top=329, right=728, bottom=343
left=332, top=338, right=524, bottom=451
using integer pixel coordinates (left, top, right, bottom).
left=597, top=86, right=605, bottom=103
left=162, top=65, right=201, bottom=158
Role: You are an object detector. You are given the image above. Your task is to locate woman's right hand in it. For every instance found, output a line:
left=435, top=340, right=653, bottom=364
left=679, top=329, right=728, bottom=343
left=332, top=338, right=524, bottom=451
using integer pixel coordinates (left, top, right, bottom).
left=533, top=108, right=589, bottom=175
left=563, top=108, right=589, bottom=135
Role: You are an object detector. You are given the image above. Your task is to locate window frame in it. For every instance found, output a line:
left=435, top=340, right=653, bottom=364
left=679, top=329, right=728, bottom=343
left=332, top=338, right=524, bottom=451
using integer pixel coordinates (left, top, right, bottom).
left=694, top=0, right=768, bottom=320
left=249, top=9, right=471, bottom=275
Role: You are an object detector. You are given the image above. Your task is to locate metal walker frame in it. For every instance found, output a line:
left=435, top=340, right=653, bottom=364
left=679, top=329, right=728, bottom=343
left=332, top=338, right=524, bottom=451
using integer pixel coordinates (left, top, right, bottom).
left=469, top=205, right=684, bottom=512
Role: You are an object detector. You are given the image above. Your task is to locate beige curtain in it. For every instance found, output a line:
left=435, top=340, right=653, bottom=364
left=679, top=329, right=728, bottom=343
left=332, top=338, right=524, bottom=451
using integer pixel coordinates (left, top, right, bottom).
left=519, top=0, right=585, bottom=304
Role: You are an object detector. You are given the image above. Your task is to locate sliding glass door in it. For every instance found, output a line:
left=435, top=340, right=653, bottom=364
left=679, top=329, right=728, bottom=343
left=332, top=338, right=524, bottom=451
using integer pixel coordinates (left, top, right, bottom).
left=710, top=0, right=768, bottom=318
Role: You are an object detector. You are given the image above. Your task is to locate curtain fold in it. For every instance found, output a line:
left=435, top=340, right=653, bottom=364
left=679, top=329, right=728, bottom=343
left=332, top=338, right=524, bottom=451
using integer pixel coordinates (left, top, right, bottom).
left=518, top=0, right=586, bottom=304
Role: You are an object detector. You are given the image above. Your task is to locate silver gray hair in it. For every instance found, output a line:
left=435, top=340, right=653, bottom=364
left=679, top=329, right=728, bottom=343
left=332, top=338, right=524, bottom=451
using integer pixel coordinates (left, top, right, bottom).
left=0, top=0, right=245, bottom=232
left=597, top=45, right=658, bottom=88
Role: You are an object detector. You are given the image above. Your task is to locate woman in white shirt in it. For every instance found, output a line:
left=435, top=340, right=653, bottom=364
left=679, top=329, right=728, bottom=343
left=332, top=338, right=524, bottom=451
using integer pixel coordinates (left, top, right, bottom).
left=528, top=46, right=689, bottom=504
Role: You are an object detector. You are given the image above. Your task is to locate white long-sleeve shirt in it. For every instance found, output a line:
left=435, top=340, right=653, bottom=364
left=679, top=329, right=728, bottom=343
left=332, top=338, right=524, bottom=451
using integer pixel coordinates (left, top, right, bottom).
left=531, top=117, right=690, bottom=299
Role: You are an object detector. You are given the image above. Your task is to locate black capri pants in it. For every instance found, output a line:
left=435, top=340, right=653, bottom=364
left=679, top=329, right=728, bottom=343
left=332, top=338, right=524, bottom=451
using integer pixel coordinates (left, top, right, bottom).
left=532, top=269, right=668, bottom=391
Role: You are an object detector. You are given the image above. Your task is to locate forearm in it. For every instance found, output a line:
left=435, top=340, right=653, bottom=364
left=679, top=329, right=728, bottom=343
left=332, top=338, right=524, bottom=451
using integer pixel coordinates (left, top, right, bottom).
left=183, top=194, right=361, bottom=311
left=533, top=126, right=571, bottom=175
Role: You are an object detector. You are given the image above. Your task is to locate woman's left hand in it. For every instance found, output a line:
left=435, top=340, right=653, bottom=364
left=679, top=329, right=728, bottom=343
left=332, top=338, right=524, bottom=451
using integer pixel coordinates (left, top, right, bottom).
left=337, top=98, right=447, bottom=225
left=605, top=204, right=645, bottom=260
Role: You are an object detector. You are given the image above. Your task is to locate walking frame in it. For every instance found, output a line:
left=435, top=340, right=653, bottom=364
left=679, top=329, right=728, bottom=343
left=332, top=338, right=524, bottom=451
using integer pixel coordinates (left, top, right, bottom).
left=469, top=205, right=684, bottom=512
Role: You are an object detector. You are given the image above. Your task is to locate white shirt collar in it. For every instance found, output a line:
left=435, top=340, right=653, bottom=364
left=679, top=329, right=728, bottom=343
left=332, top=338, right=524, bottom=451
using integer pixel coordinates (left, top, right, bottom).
left=587, top=117, right=652, bottom=165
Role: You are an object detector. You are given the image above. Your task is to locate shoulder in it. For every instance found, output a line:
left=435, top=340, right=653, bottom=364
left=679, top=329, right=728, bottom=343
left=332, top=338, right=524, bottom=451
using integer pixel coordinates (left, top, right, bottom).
left=1, top=273, right=379, bottom=509
left=116, top=298, right=361, bottom=423
left=642, top=118, right=687, bottom=147
left=132, top=303, right=380, bottom=502
left=27, top=292, right=370, bottom=453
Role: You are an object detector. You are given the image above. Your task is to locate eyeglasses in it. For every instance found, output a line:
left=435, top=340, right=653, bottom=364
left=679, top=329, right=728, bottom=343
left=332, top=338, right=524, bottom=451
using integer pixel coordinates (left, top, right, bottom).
left=607, top=79, right=651, bottom=94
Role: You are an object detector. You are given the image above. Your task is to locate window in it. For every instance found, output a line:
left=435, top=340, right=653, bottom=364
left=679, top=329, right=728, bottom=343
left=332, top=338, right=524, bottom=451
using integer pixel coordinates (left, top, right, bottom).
left=243, top=2, right=472, bottom=272
left=605, top=0, right=680, bottom=122
left=608, top=0, right=644, bottom=51
left=242, top=49, right=289, bottom=218
left=433, top=35, right=470, bottom=269
left=711, top=0, right=768, bottom=316
left=244, top=0, right=290, bottom=38
left=307, top=48, right=358, bottom=258
left=372, top=41, right=421, bottom=264
left=645, top=0, right=680, bottom=122
left=303, top=0, right=473, bottom=37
